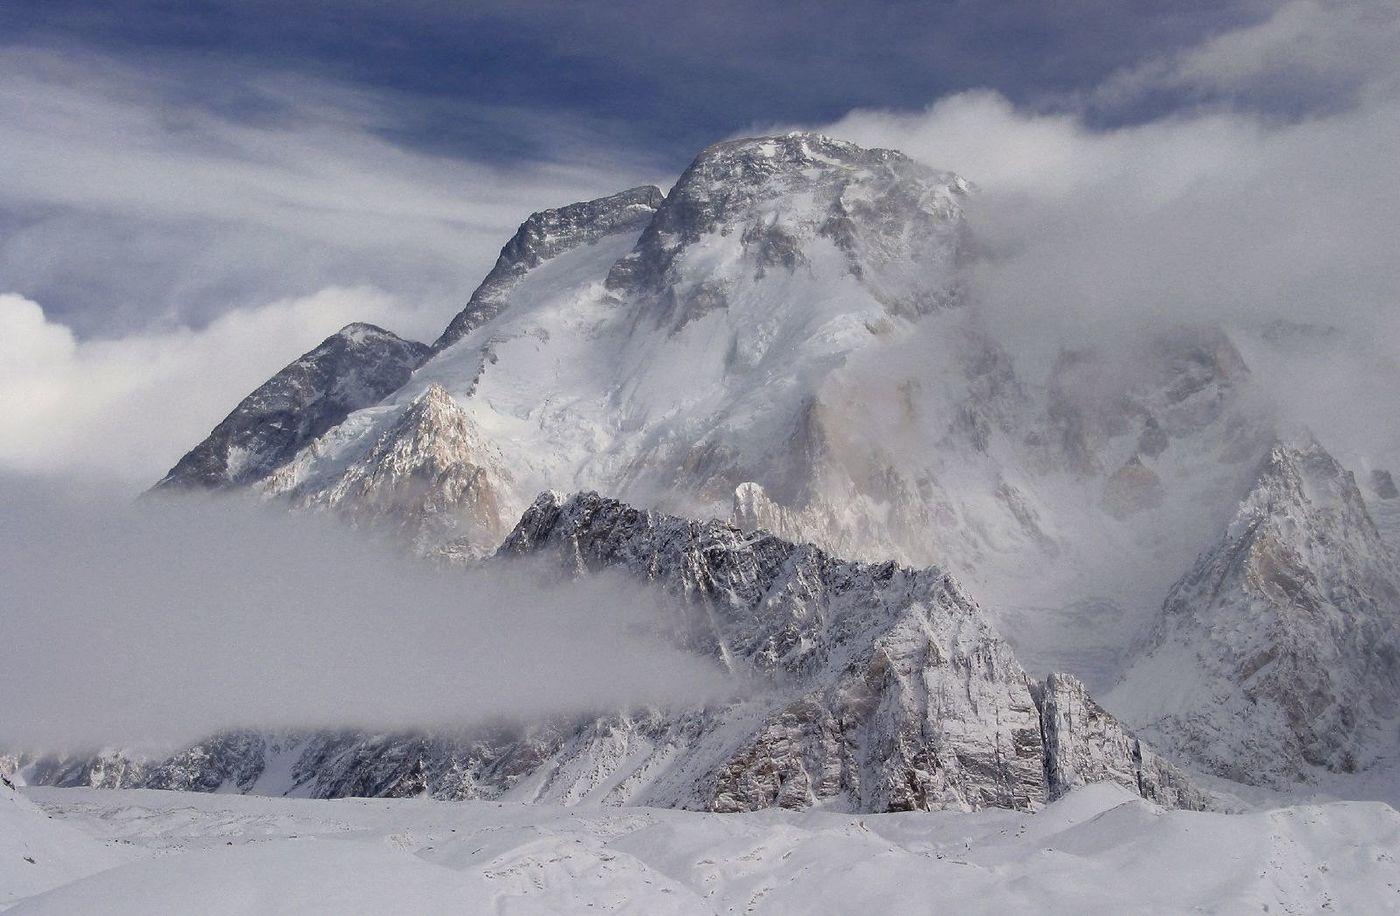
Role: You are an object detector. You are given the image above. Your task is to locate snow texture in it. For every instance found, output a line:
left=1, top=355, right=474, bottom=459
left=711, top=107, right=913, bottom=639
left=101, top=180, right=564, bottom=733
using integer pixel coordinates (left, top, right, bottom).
left=5, top=782, right=1399, bottom=914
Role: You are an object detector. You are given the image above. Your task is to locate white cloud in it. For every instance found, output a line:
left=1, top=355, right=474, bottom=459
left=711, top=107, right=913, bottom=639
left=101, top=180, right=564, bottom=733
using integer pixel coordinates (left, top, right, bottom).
left=0, top=46, right=662, bottom=339
left=808, top=0, right=1400, bottom=458
left=1094, top=0, right=1400, bottom=112
left=0, top=288, right=435, bottom=486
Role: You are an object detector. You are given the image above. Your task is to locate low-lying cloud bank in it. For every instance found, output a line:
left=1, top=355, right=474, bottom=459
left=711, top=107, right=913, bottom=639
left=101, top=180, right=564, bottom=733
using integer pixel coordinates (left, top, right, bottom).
left=0, top=484, right=730, bottom=750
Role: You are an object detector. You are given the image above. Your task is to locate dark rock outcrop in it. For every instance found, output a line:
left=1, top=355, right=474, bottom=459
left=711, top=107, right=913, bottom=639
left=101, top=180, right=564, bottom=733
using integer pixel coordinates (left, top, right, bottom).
left=154, top=323, right=429, bottom=490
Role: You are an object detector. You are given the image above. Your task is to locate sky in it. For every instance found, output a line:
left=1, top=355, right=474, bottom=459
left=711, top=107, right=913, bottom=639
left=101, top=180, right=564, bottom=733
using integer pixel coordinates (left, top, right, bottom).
left=0, top=0, right=1396, bottom=481
left=1, top=0, right=1398, bottom=748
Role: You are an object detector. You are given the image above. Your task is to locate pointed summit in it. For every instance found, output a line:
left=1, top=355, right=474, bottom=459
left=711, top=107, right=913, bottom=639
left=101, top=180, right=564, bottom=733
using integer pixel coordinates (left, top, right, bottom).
left=433, top=185, right=664, bottom=351
left=1110, top=438, right=1400, bottom=785
left=154, top=323, right=429, bottom=491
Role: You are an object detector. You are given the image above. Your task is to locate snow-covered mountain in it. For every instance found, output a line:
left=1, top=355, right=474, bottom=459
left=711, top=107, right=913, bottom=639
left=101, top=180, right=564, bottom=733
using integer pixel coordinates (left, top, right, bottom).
left=69, top=130, right=1400, bottom=801
left=161, top=133, right=1263, bottom=673
left=156, top=323, right=431, bottom=490
left=1109, top=439, right=1400, bottom=786
left=15, top=491, right=1204, bottom=812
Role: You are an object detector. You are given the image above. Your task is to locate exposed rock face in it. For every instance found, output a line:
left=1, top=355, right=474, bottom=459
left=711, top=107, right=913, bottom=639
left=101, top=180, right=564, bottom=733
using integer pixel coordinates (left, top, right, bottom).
left=502, top=491, right=1051, bottom=812
left=154, top=323, right=430, bottom=490
left=434, top=186, right=664, bottom=351
left=1373, top=468, right=1399, bottom=500
left=1037, top=673, right=1207, bottom=810
left=262, top=384, right=516, bottom=557
left=1109, top=440, right=1400, bottom=785
left=19, top=750, right=149, bottom=790
left=607, top=132, right=970, bottom=323
left=20, top=492, right=1204, bottom=812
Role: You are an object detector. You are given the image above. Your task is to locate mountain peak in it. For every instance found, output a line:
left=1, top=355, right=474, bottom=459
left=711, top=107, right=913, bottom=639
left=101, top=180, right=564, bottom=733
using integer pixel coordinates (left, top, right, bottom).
left=606, top=133, right=970, bottom=318
left=433, top=185, right=665, bottom=351
left=153, top=325, right=429, bottom=491
left=334, top=322, right=400, bottom=345
left=1111, top=436, right=1400, bottom=785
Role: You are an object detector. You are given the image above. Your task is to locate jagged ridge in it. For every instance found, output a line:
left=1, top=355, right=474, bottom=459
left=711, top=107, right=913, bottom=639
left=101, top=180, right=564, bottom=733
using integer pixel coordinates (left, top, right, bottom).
left=18, top=492, right=1206, bottom=814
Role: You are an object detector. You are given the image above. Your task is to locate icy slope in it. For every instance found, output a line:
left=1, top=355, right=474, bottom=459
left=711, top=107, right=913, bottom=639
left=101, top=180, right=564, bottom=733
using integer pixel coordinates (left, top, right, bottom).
left=1109, top=439, right=1400, bottom=786
left=433, top=185, right=664, bottom=351
left=9, top=783, right=1400, bottom=915
left=1, top=775, right=126, bottom=908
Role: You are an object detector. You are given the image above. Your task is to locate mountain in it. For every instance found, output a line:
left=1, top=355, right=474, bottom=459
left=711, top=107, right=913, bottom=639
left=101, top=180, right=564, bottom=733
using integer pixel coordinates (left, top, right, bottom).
left=158, top=134, right=1261, bottom=681
left=1108, top=440, right=1400, bottom=785
left=155, top=323, right=430, bottom=490
left=15, top=492, right=1205, bottom=813
left=433, top=185, right=664, bottom=351
left=261, top=383, right=517, bottom=557
left=134, top=130, right=1396, bottom=796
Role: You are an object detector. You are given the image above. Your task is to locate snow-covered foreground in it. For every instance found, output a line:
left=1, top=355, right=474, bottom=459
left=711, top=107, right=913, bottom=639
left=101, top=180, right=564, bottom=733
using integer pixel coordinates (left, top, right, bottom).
left=5, top=783, right=1400, bottom=914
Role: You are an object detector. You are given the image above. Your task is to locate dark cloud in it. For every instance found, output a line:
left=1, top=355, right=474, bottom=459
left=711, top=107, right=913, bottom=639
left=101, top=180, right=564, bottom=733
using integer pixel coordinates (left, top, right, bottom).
left=4, top=1, right=1272, bottom=164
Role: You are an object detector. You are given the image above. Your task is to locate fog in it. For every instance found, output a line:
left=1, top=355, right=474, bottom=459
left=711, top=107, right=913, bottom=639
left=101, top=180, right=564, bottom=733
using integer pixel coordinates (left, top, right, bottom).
left=817, top=0, right=1400, bottom=462
left=0, top=482, right=731, bottom=751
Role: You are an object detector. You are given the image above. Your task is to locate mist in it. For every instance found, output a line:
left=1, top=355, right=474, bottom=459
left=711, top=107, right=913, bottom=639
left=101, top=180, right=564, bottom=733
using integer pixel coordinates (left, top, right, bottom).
left=815, top=0, right=1400, bottom=462
left=0, top=481, right=731, bottom=751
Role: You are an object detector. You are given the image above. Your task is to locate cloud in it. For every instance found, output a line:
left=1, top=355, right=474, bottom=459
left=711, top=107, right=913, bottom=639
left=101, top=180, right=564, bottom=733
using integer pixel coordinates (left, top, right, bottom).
left=810, top=0, right=1400, bottom=459
left=0, top=485, right=731, bottom=749
left=0, top=288, right=434, bottom=486
left=0, top=45, right=662, bottom=340
left=1092, top=0, right=1400, bottom=117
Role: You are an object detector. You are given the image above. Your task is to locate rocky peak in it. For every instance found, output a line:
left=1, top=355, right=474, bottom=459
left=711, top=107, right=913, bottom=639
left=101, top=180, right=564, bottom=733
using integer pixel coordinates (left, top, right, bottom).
left=606, top=132, right=971, bottom=319
left=1110, top=437, right=1400, bottom=784
left=434, top=185, right=665, bottom=351
left=499, top=491, right=1204, bottom=811
left=153, top=323, right=430, bottom=491
left=275, top=384, right=515, bottom=556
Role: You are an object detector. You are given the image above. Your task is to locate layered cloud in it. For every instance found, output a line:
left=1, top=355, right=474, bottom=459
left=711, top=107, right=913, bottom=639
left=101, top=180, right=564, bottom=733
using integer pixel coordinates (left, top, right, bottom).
left=0, top=486, right=730, bottom=748
left=0, top=45, right=660, bottom=339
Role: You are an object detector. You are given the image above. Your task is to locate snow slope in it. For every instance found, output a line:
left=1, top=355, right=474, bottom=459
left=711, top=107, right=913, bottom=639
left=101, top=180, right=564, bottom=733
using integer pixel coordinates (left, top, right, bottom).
left=8, top=783, right=1400, bottom=914
left=0, top=776, right=127, bottom=908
